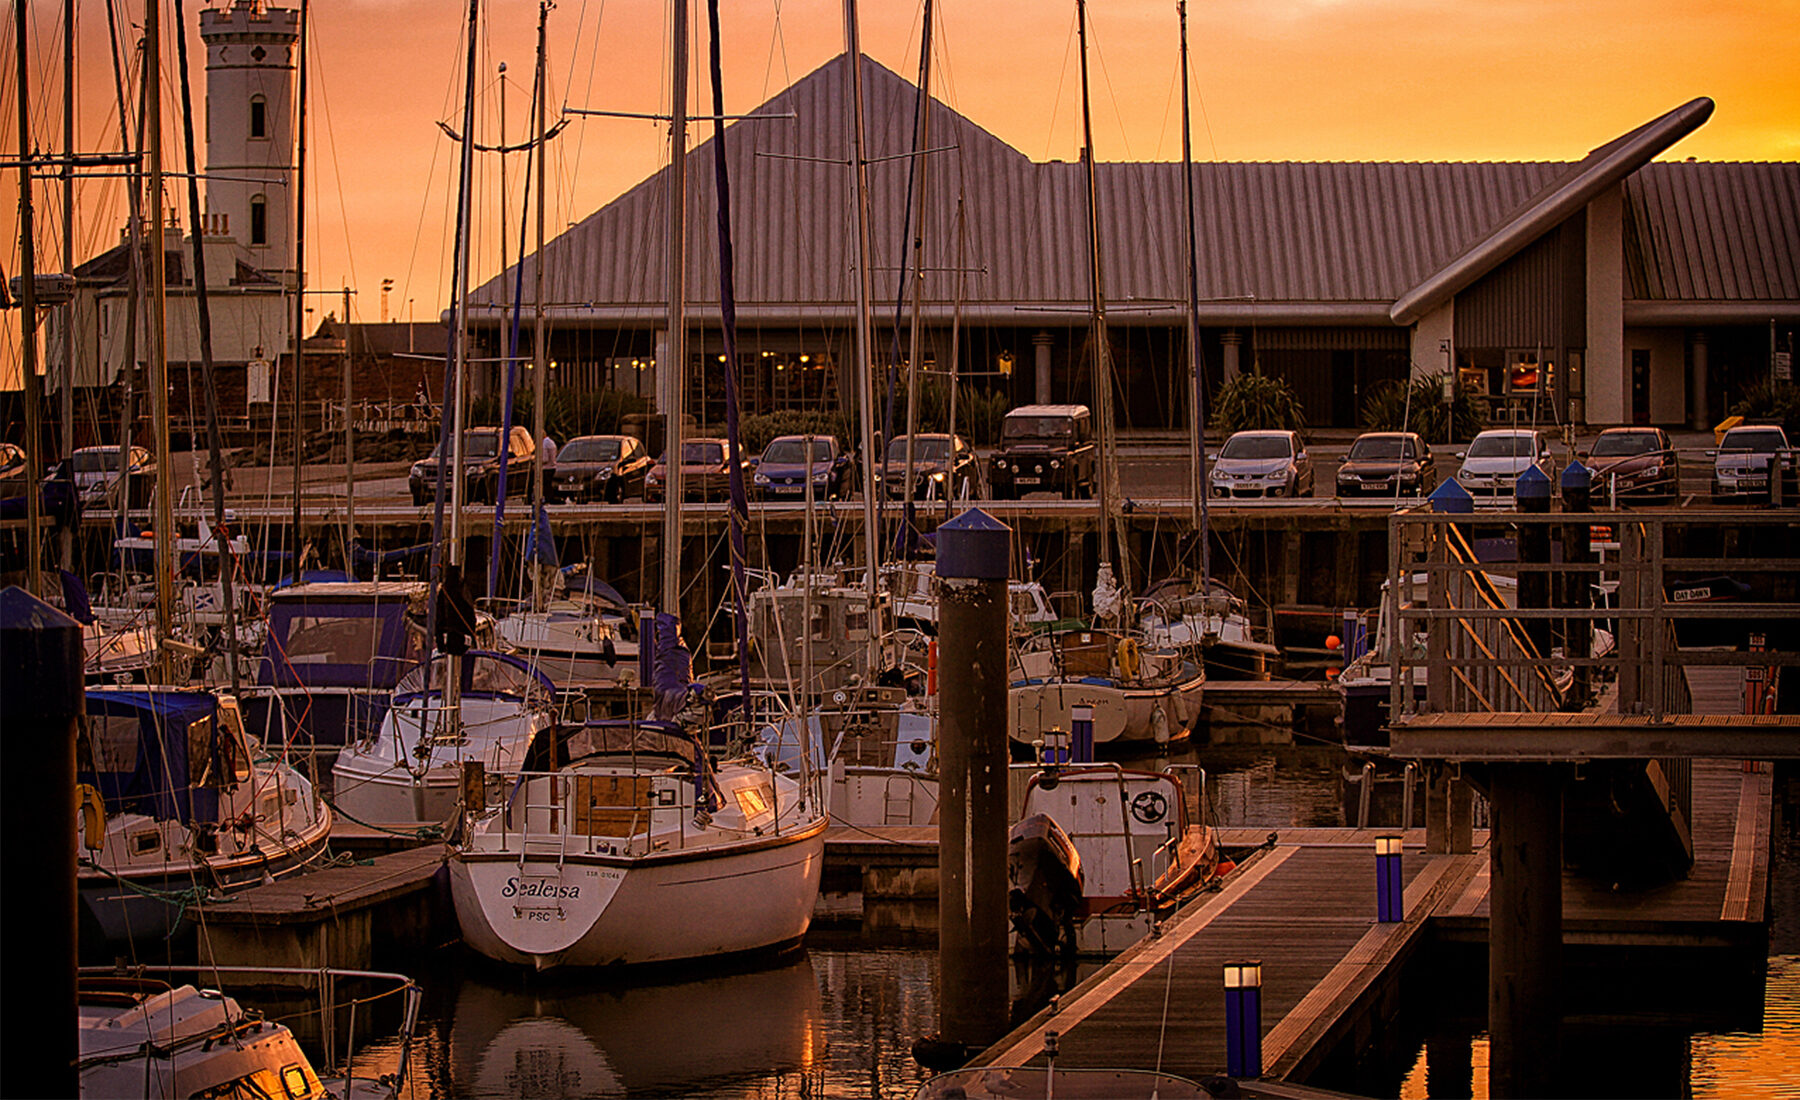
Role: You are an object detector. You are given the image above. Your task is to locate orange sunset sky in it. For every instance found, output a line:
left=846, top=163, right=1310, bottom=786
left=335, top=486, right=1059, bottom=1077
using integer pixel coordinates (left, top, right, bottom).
left=4, top=0, right=1799, bottom=371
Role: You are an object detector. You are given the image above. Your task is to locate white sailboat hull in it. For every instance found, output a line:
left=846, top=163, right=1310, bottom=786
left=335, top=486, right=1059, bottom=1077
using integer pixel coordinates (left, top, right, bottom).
left=451, top=821, right=826, bottom=969
left=1008, top=675, right=1203, bottom=747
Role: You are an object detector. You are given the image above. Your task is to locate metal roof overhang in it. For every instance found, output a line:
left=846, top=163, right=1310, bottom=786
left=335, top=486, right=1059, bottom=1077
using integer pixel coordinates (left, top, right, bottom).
left=1624, top=300, right=1800, bottom=325
left=1390, top=97, right=1716, bottom=327
left=461, top=301, right=1403, bottom=328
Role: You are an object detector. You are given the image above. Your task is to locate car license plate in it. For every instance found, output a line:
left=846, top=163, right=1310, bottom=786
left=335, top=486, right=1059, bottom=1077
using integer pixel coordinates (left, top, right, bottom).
left=774, top=484, right=801, bottom=493
left=1016, top=477, right=1040, bottom=486
left=1742, top=478, right=1767, bottom=489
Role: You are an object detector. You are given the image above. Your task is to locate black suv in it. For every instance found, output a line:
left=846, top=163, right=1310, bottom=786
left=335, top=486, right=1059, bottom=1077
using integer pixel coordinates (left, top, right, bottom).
left=988, top=404, right=1096, bottom=500
left=409, top=427, right=537, bottom=506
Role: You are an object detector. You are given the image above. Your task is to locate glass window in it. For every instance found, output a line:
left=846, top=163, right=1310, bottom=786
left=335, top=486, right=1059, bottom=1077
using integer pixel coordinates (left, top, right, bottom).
left=682, top=441, right=723, bottom=463
left=1721, top=429, right=1787, bottom=453
left=1591, top=432, right=1659, bottom=457
left=249, top=96, right=267, bottom=139
left=1219, top=434, right=1295, bottom=460
left=250, top=195, right=267, bottom=246
left=1467, top=433, right=1535, bottom=458
left=1348, top=436, right=1417, bottom=461
left=763, top=438, right=834, bottom=464
left=886, top=436, right=950, bottom=461
left=1002, top=417, right=1073, bottom=443
left=559, top=438, right=621, bottom=463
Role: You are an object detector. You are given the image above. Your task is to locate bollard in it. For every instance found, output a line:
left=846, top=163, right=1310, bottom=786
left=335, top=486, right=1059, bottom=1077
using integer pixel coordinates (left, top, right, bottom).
left=1224, top=961, right=1264, bottom=1078
left=934, top=508, right=1013, bottom=1057
left=1376, top=835, right=1405, bottom=922
left=1516, top=465, right=1553, bottom=658
left=0, top=587, right=84, bottom=1100
left=1071, top=704, right=1095, bottom=763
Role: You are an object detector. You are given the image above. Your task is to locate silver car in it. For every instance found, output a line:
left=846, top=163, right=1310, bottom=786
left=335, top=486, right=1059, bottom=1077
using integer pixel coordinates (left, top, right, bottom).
left=1455, top=429, right=1555, bottom=507
left=1709, top=424, right=1793, bottom=502
left=48, top=445, right=156, bottom=509
left=1208, top=430, right=1314, bottom=499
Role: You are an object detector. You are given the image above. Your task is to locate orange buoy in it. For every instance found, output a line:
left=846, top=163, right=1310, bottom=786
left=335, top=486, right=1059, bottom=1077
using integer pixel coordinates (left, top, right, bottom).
left=1326, top=634, right=1341, bottom=651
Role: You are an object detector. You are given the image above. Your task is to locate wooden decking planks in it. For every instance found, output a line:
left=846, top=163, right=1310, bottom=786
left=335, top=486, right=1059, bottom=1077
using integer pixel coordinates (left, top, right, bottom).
left=195, top=844, right=446, bottom=925
left=976, top=839, right=1482, bottom=1083
left=1722, top=765, right=1775, bottom=922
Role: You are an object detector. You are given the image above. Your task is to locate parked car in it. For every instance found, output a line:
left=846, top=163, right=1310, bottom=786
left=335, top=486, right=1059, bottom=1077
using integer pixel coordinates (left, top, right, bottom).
left=1455, top=428, right=1556, bottom=507
left=549, top=434, right=653, bottom=503
left=1335, top=432, right=1435, bottom=498
left=46, top=444, right=156, bottom=509
left=751, top=435, right=855, bottom=501
left=1209, top=429, right=1314, bottom=499
left=1709, top=424, right=1795, bottom=503
left=989, top=404, right=1096, bottom=500
left=408, top=426, right=536, bottom=505
left=877, top=433, right=978, bottom=501
left=1583, top=427, right=1681, bottom=505
left=643, top=437, right=751, bottom=503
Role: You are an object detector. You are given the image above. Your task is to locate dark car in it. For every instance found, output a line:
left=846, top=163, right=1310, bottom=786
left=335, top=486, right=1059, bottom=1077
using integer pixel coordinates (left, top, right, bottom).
left=877, top=433, right=977, bottom=501
left=1583, top=427, right=1681, bottom=505
left=408, top=426, right=536, bottom=506
left=1209, top=429, right=1314, bottom=498
left=1709, top=424, right=1795, bottom=502
left=550, top=434, right=653, bottom=503
left=47, top=445, right=156, bottom=509
left=989, top=404, right=1096, bottom=500
left=643, top=437, right=751, bottom=503
left=752, top=435, right=855, bottom=501
left=1335, top=431, right=1435, bottom=499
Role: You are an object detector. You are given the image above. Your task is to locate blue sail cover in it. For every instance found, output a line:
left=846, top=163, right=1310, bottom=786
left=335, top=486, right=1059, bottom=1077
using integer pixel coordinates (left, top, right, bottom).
left=82, top=689, right=222, bottom=825
left=650, top=612, right=698, bottom=721
left=261, top=598, right=416, bottom=689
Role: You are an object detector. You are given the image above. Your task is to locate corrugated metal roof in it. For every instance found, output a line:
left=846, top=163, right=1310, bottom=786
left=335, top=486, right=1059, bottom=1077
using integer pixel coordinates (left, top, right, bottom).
left=467, top=55, right=1796, bottom=326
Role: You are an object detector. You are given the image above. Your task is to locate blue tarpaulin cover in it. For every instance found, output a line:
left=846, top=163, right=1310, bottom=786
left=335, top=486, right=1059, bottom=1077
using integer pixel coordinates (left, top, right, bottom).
left=82, top=688, right=222, bottom=825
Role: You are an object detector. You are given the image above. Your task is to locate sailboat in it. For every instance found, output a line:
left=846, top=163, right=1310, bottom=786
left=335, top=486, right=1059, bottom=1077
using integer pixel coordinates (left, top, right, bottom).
left=448, top=0, right=827, bottom=970
left=1007, top=0, right=1205, bottom=751
left=1132, top=0, right=1277, bottom=683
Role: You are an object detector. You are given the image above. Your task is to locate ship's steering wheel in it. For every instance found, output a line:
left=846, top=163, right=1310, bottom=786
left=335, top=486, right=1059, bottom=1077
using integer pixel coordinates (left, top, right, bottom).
left=1130, top=790, right=1168, bottom=824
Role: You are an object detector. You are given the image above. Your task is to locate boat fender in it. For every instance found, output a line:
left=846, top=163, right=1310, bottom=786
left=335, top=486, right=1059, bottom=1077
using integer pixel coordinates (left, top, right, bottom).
left=927, top=639, right=938, bottom=695
left=76, top=783, right=106, bottom=851
left=602, top=636, right=617, bottom=667
left=1116, top=636, right=1141, bottom=679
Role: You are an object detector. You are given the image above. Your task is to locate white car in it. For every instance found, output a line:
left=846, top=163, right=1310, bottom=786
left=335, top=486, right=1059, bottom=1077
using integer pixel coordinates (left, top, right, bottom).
left=1710, top=424, right=1793, bottom=502
left=1455, top=429, right=1556, bottom=507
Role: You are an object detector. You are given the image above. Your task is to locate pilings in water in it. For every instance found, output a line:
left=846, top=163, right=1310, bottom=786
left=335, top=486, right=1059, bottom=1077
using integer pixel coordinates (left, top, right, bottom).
left=1488, top=763, right=1565, bottom=1098
left=930, top=508, right=1013, bottom=1062
left=0, top=587, right=83, bottom=1098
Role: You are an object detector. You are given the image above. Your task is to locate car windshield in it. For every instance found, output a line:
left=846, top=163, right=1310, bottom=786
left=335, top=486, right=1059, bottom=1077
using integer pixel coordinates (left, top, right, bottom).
left=762, top=439, right=834, bottom=464
left=560, top=439, right=621, bottom=463
left=1348, top=437, right=1416, bottom=461
left=1720, top=429, right=1786, bottom=453
left=681, top=442, right=724, bottom=464
left=886, top=437, right=950, bottom=461
left=426, top=433, right=503, bottom=460
left=1467, top=434, right=1535, bottom=458
left=1220, top=434, right=1294, bottom=460
left=1592, top=432, right=1659, bottom=457
left=71, top=451, right=129, bottom=473
left=1002, top=417, right=1074, bottom=442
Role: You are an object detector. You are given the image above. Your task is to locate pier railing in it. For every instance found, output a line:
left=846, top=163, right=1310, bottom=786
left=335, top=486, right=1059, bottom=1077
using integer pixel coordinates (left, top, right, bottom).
left=1385, top=508, right=1800, bottom=727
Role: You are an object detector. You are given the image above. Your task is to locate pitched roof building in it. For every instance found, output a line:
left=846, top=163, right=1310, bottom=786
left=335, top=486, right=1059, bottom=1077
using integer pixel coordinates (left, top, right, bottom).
left=464, top=54, right=1799, bottom=433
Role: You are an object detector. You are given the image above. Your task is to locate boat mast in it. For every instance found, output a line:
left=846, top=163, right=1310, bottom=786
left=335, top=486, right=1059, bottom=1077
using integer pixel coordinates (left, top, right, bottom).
left=59, top=0, right=75, bottom=577
left=146, top=0, right=178, bottom=674
left=900, top=0, right=935, bottom=535
left=11, top=0, right=45, bottom=598
left=530, top=1, right=549, bottom=612
left=1076, top=0, right=1129, bottom=607
left=661, top=0, right=690, bottom=619
left=1179, top=0, right=1211, bottom=585
left=843, top=5, right=882, bottom=674
left=288, top=0, right=309, bottom=577
left=442, top=0, right=483, bottom=727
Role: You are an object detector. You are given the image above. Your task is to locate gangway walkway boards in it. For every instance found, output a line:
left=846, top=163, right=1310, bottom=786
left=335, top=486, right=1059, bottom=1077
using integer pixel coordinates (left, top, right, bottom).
left=976, top=838, right=1485, bottom=1083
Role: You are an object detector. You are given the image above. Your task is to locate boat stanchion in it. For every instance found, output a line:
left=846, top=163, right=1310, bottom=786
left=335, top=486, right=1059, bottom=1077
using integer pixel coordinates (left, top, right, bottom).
left=1223, top=960, right=1263, bottom=1079
left=0, top=587, right=84, bottom=1099
left=932, top=508, right=1013, bottom=1059
left=1375, top=834, right=1404, bottom=922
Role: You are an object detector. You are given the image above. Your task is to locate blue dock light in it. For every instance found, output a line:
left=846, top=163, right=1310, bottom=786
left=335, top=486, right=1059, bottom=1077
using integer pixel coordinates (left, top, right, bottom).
left=1224, top=961, right=1263, bottom=1078
left=1376, top=835, right=1405, bottom=922
left=1427, top=477, right=1473, bottom=513
left=1071, top=705, right=1095, bottom=763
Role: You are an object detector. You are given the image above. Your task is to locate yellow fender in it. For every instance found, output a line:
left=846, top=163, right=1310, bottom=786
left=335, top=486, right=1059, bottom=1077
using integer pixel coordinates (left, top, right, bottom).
left=1116, top=636, right=1141, bottom=680
left=76, top=783, right=107, bottom=852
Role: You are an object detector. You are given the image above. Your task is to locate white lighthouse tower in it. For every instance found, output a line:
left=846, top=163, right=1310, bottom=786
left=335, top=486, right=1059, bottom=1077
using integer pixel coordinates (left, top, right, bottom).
left=199, top=0, right=300, bottom=277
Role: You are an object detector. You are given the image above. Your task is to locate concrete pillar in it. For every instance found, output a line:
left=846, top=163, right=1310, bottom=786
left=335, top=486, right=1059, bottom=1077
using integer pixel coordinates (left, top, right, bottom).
left=1585, top=187, right=1626, bottom=425
left=935, top=508, right=1013, bottom=1058
left=1411, top=304, right=1455, bottom=382
left=1489, top=764, right=1563, bottom=1099
left=0, top=588, right=83, bottom=1100
left=1033, top=331, right=1054, bottom=406
left=1689, top=330, right=1710, bottom=431
left=1222, top=330, right=1243, bottom=385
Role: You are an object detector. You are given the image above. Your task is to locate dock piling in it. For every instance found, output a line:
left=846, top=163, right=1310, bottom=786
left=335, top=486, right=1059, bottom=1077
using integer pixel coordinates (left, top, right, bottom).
left=1223, top=961, right=1263, bottom=1079
left=1488, top=763, right=1564, bottom=1098
left=934, top=508, right=1013, bottom=1057
left=1376, top=835, right=1404, bottom=922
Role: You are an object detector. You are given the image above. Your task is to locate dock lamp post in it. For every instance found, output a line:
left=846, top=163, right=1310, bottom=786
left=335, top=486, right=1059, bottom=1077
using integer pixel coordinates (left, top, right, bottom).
left=1376, top=835, right=1405, bottom=922
left=1224, top=961, right=1264, bottom=1078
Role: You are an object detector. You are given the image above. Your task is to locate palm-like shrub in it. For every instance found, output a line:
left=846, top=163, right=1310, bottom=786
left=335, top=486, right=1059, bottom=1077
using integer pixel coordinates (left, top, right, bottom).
left=1210, top=372, right=1306, bottom=435
left=1360, top=372, right=1486, bottom=445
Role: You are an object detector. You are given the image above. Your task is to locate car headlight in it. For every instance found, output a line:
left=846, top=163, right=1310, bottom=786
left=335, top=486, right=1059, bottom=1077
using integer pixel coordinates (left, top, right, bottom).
left=1459, top=469, right=1475, bottom=481
left=812, top=472, right=830, bottom=483
left=1050, top=459, right=1061, bottom=470
left=754, top=472, right=770, bottom=485
left=598, top=468, right=613, bottom=479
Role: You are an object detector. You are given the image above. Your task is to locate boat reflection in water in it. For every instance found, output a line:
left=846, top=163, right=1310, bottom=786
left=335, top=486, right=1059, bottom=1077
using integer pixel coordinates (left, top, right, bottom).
left=445, top=954, right=824, bottom=1097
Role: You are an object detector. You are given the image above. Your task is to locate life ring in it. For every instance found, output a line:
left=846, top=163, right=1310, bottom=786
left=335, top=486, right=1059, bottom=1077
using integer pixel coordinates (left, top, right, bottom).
left=1116, top=637, right=1141, bottom=680
left=76, top=783, right=106, bottom=851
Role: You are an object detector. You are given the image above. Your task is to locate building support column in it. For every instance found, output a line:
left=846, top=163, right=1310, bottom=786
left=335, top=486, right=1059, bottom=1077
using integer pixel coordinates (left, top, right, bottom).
left=1222, top=330, right=1242, bottom=385
left=1033, top=331, right=1054, bottom=406
left=1689, top=330, right=1709, bottom=431
left=1488, top=763, right=1563, bottom=1099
